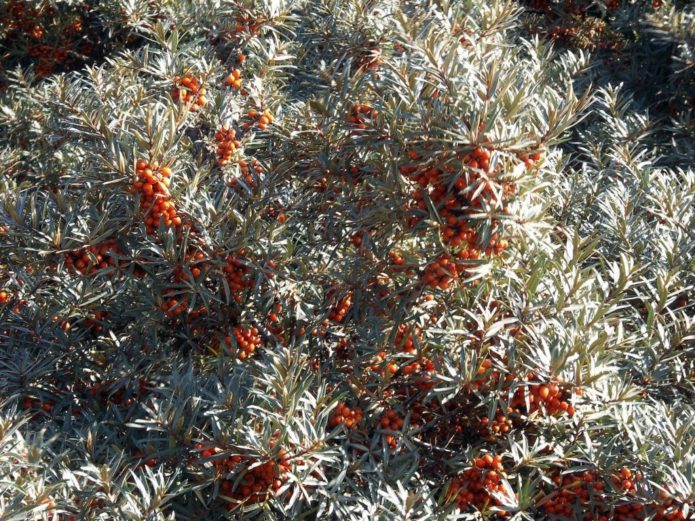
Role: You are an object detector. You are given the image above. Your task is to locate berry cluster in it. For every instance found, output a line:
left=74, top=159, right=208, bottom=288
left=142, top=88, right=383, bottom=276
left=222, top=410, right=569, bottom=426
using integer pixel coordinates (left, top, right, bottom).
left=544, top=465, right=695, bottom=520
left=223, top=326, right=262, bottom=361
left=0, top=1, right=94, bottom=79
left=132, top=450, right=158, bottom=468
left=131, top=160, right=181, bottom=234
left=0, top=292, right=24, bottom=314
left=401, top=143, right=541, bottom=261
left=542, top=466, right=649, bottom=520
left=243, top=108, right=274, bottom=131
left=333, top=337, right=352, bottom=360
left=611, top=467, right=647, bottom=521
left=266, top=301, right=283, bottom=329
left=407, top=401, right=435, bottom=426
left=173, top=249, right=208, bottom=283
left=222, top=254, right=253, bottom=302
left=380, top=409, right=404, bottom=448
left=172, top=74, right=208, bottom=109
left=22, top=396, right=55, bottom=416
left=83, top=311, right=108, bottom=333
left=524, top=0, right=662, bottom=15
left=401, top=356, right=436, bottom=391
left=542, top=468, right=604, bottom=518
left=160, top=254, right=210, bottom=318
left=64, top=240, right=122, bottom=275
left=654, top=491, right=694, bottom=521
left=231, top=14, right=268, bottom=36
left=328, top=292, right=353, bottom=323
left=51, top=314, right=72, bottom=332
left=370, top=350, right=398, bottom=377
left=478, top=411, right=513, bottom=440
left=388, top=250, right=407, bottom=269
left=510, top=378, right=575, bottom=417
left=214, top=124, right=240, bottom=166
left=329, top=401, right=363, bottom=429
left=224, top=68, right=243, bottom=89
left=346, top=103, right=378, bottom=130
left=160, top=295, right=188, bottom=318
left=335, top=164, right=369, bottom=186
left=394, top=323, right=423, bottom=354
left=352, top=230, right=366, bottom=249
left=447, top=454, right=509, bottom=514
left=519, top=0, right=664, bottom=51
left=516, top=150, right=543, bottom=170
left=420, top=253, right=465, bottom=290
left=232, top=157, right=263, bottom=188
left=213, top=449, right=291, bottom=507
left=78, top=379, right=151, bottom=410
left=401, top=357, right=435, bottom=376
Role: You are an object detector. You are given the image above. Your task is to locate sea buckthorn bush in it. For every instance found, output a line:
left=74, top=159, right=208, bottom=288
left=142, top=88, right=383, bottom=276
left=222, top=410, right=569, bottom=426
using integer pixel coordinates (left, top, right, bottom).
left=0, top=0, right=694, bottom=519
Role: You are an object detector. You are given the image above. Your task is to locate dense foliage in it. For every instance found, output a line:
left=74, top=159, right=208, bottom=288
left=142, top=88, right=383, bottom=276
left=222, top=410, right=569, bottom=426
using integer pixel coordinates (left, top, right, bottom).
left=0, top=0, right=693, bottom=519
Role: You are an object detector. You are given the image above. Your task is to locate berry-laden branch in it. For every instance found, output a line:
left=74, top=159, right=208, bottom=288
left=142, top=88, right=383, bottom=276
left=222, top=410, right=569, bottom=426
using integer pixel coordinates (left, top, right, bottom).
left=0, top=0, right=693, bottom=520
